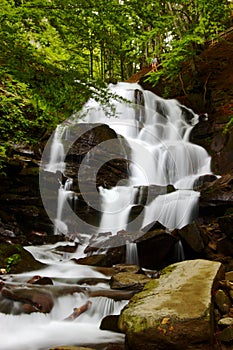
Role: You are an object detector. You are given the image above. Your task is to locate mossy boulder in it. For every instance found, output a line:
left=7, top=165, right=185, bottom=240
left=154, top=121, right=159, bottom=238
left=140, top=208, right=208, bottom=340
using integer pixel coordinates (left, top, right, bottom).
left=0, top=243, right=44, bottom=273
left=118, top=259, right=224, bottom=350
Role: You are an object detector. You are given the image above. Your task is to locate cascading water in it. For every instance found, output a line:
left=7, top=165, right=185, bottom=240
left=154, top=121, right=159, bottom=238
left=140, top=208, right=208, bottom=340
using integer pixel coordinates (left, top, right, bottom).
left=126, top=241, right=139, bottom=265
left=79, top=82, right=210, bottom=234
left=0, top=242, right=127, bottom=350
left=0, top=82, right=213, bottom=350
left=41, top=82, right=211, bottom=235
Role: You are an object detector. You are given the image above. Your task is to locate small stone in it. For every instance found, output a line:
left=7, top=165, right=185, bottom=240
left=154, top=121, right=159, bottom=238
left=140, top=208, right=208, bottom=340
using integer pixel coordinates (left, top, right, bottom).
left=215, top=289, right=231, bottom=314
left=218, top=317, right=233, bottom=327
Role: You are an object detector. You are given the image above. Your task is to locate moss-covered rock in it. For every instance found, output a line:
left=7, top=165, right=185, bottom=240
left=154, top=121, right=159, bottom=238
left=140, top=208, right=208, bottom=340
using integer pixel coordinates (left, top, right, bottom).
left=118, top=259, right=224, bottom=350
left=0, top=243, right=44, bottom=273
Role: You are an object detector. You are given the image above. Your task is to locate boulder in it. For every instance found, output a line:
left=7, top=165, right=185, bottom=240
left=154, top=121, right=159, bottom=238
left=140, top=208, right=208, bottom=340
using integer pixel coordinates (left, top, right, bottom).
left=64, top=123, right=130, bottom=189
left=199, top=175, right=233, bottom=216
left=0, top=243, right=44, bottom=273
left=100, top=315, right=122, bottom=333
left=1, top=285, right=54, bottom=314
left=177, top=221, right=205, bottom=253
left=110, top=272, right=150, bottom=290
left=135, top=229, right=178, bottom=269
left=118, top=259, right=224, bottom=350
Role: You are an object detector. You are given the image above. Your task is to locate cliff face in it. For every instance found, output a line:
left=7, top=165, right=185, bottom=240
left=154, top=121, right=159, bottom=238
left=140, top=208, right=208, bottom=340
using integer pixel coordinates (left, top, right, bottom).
left=140, top=28, right=233, bottom=176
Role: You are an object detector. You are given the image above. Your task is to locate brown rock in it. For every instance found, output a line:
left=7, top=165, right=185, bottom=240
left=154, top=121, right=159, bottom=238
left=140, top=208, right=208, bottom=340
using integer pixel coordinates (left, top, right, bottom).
left=215, top=289, right=232, bottom=314
left=110, top=272, right=150, bottom=290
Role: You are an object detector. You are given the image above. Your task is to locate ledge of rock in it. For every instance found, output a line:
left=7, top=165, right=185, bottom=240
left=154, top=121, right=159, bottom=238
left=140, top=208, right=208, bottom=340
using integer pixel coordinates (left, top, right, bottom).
left=118, top=259, right=224, bottom=350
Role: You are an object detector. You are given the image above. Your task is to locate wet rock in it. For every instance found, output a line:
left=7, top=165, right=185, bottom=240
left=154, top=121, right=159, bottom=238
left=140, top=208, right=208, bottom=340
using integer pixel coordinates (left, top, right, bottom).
left=135, top=229, right=178, bottom=269
left=100, top=315, right=122, bottom=333
left=75, top=254, right=112, bottom=267
left=215, top=289, right=232, bottom=314
left=110, top=272, right=150, bottom=290
left=193, top=174, right=217, bottom=190
left=0, top=242, right=44, bottom=273
left=88, top=289, right=136, bottom=301
left=93, top=266, right=116, bottom=276
left=199, top=175, right=233, bottom=215
left=64, top=123, right=130, bottom=189
left=27, top=275, right=53, bottom=285
left=141, top=220, right=165, bottom=233
left=76, top=277, right=109, bottom=286
left=177, top=221, right=205, bottom=253
left=54, top=243, right=79, bottom=254
left=0, top=153, right=54, bottom=239
left=114, top=264, right=141, bottom=274
left=118, top=259, right=224, bottom=350
left=1, top=285, right=54, bottom=313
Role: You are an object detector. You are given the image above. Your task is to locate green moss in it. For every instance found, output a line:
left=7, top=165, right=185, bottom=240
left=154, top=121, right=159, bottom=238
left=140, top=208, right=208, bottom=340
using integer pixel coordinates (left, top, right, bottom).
left=0, top=242, right=44, bottom=273
left=129, top=279, right=159, bottom=304
left=160, top=264, right=177, bottom=276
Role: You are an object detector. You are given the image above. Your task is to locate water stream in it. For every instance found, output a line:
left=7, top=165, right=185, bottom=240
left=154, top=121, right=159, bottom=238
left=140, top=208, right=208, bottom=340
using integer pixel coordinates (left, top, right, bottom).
left=0, top=82, right=212, bottom=349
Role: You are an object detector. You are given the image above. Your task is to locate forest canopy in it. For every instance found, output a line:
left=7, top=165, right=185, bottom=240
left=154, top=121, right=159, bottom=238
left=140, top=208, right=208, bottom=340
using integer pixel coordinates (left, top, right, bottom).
left=0, top=0, right=232, bottom=163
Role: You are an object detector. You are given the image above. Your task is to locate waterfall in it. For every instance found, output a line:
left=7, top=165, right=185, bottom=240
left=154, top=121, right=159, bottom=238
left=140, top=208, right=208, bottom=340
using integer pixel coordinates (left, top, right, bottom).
left=1, top=82, right=214, bottom=350
left=126, top=241, right=139, bottom=265
left=40, top=82, right=212, bottom=235
left=80, top=83, right=210, bottom=233
left=46, top=124, right=67, bottom=173
left=173, top=240, right=185, bottom=262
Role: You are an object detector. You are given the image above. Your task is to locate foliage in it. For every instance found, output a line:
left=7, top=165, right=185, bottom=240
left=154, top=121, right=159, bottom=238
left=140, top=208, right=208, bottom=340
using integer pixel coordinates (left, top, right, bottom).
left=5, top=253, right=21, bottom=273
left=0, top=0, right=232, bottom=166
left=147, top=0, right=231, bottom=85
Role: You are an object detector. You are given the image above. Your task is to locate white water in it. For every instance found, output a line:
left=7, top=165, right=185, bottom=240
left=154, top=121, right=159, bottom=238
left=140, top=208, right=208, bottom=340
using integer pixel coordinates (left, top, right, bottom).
left=0, top=243, right=126, bottom=350
left=87, top=83, right=211, bottom=233
left=43, top=82, right=211, bottom=234
left=126, top=241, right=139, bottom=265
left=0, top=82, right=213, bottom=350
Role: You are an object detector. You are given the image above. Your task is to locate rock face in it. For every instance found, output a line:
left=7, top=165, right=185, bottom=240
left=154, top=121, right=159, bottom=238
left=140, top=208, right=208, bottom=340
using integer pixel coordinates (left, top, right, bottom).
left=118, top=259, right=224, bottom=350
left=64, top=123, right=130, bottom=189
